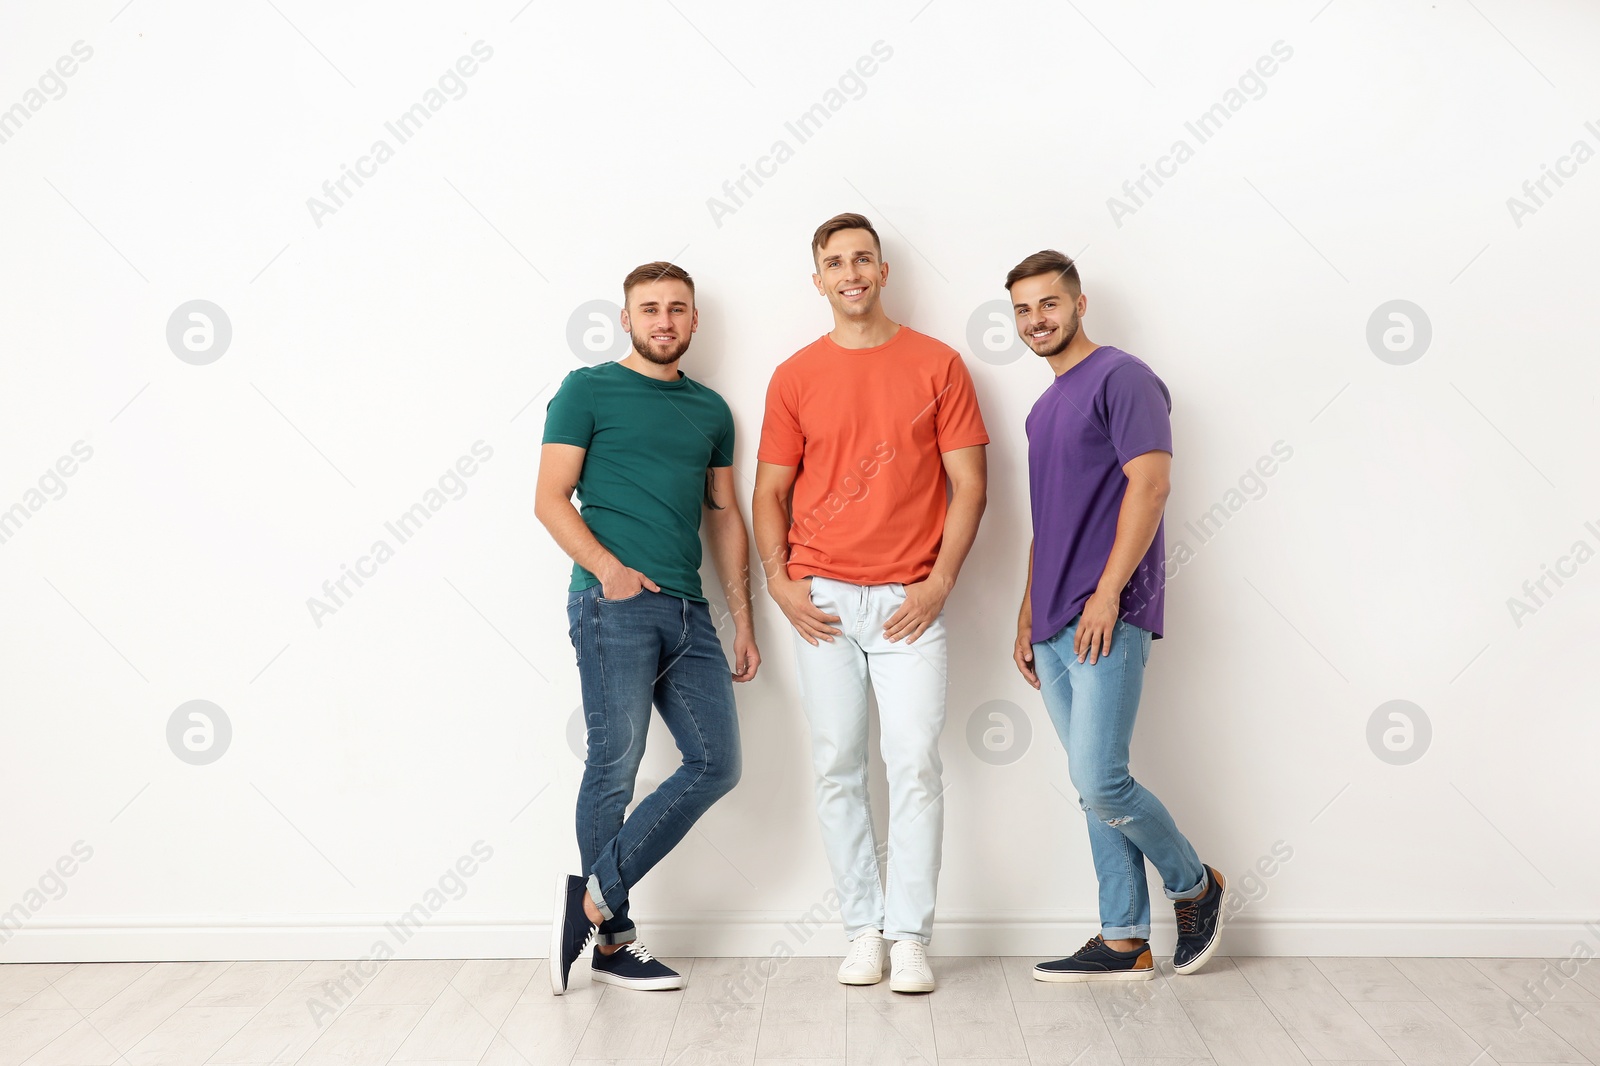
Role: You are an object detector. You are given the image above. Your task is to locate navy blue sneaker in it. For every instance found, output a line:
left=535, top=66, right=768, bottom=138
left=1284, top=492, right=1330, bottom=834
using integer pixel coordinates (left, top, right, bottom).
left=1034, top=936, right=1155, bottom=982
left=1173, top=864, right=1226, bottom=975
left=549, top=874, right=596, bottom=995
left=590, top=941, right=683, bottom=991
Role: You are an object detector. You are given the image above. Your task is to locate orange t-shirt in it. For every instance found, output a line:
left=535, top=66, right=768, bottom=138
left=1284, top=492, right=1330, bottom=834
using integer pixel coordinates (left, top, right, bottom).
left=758, top=326, right=990, bottom=585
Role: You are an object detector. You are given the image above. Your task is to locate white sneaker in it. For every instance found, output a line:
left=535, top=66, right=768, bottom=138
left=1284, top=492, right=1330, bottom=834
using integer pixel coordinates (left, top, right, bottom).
left=889, top=939, right=935, bottom=993
left=837, top=929, right=887, bottom=985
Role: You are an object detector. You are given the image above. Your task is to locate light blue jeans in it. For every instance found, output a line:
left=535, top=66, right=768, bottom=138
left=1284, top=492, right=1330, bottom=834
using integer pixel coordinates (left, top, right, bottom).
left=793, top=576, right=948, bottom=945
left=1033, top=614, right=1206, bottom=940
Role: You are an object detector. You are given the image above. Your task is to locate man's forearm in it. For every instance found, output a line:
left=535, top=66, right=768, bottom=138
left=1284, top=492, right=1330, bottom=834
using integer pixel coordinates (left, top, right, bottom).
left=751, top=491, right=792, bottom=585
left=708, top=512, right=755, bottom=632
left=1096, top=485, right=1167, bottom=597
left=928, top=480, right=986, bottom=589
left=537, top=497, right=622, bottom=581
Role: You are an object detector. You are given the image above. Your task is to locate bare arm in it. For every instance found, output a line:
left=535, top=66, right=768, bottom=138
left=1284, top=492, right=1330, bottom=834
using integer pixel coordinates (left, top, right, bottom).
left=1075, top=449, right=1171, bottom=662
left=1013, top=538, right=1038, bottom=687
left=534, top=443, right=658, bottom=598
left=752, top=460, right=841, bottom=645
left=704, top=466, right=760, bottom=681
left=932, top=444, right=987, bottom=586
left=751, top=461, right=797, bottom=587
left=883, top=444, right=988, bottom=643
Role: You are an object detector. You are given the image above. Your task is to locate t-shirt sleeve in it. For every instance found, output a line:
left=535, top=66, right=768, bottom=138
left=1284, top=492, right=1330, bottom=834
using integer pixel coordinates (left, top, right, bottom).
left=1105, top=363, right=1173, bottom=465
left=711, top=399, right=735, bottom=468
left=935, top=354, right=991, bottom=452
left=757, top=365, right=805, bottom=466
left=542, top=371, right=596, bottom=448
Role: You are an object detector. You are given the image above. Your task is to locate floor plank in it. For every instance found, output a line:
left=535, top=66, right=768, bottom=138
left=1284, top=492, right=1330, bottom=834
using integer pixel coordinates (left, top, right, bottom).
left=1234, top=955, right=1396, bottom=1061
left=0, top=953, right=1592, bottom=1064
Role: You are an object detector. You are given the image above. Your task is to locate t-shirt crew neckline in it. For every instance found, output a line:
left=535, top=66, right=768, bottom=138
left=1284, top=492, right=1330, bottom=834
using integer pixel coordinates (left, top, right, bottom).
left=819, top=324, right=905, bottom=357
left=1054, top=344, right=1109, bottom=382
left=613, top=359, right=690, bottom=389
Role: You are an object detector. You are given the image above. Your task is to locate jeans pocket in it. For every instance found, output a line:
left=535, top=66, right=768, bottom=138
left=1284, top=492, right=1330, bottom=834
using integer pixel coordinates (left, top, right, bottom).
left=598, top=588, right=647, bottom=605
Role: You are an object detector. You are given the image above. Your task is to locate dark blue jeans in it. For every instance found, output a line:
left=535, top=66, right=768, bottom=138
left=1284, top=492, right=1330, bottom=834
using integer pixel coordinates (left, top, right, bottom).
left=566, top=585, right=741, bottom=945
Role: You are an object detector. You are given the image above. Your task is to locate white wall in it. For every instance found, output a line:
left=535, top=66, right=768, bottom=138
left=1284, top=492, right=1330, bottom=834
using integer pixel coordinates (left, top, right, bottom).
left=3, top=0, right=1597, bottom=964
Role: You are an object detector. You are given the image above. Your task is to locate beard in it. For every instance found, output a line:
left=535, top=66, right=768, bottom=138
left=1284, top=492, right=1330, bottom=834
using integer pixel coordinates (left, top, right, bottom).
left=1030, top=314, right=1079, bottom=358
left=631, top=329, right=691, bottom=365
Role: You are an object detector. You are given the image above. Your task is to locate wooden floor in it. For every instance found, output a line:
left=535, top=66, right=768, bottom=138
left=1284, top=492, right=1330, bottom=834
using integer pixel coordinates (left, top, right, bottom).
left=1, top=954, right=1597, bottom=1065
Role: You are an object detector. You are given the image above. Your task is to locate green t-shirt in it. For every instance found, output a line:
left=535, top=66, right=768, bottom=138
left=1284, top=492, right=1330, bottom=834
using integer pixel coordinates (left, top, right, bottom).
left=543, top=360, right=735, bottom=602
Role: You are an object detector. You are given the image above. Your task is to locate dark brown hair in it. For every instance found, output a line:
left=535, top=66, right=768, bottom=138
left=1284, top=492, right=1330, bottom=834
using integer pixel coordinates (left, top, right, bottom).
left=1004, top=249, right=1081, bottom=295
left=622, top=261, right=695, bottom=305
left=811, top=212, right=881, bottom=264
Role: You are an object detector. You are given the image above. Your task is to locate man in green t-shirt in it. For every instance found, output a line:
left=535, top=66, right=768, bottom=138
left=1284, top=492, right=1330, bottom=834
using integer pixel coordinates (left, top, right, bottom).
left=536, top=261, right=760, bottom=995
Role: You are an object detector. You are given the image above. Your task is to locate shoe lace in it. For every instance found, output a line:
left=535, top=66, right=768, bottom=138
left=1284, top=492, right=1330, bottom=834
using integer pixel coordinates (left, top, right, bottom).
left=1074, top=936, right=1106, bottom=958
left=846, top=934, right=881, bottom=965
left=624, top=941, right=657, bottom=963
left=1175, top=898, right=1201, bottom=934
left=897, top=941, right=927, bottom=967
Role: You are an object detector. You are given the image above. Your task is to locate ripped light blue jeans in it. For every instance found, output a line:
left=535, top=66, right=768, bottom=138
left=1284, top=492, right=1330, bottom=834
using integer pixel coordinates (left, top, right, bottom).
left=1033, top=614, right=1206, bottom=940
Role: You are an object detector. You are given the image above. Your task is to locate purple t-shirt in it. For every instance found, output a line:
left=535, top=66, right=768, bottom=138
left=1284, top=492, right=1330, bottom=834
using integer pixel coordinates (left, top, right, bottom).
left=1027, top=345, right=1172, bottom=645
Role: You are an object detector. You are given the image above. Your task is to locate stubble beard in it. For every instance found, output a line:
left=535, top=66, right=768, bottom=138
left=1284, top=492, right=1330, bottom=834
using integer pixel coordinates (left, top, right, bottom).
left=631, top=330, right=691, bottom=366
left=1031, top=315, right=1079, bottom=359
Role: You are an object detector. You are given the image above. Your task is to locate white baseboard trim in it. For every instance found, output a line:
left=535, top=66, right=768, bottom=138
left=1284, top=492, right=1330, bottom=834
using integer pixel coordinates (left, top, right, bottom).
left=3, top=912, right=1596, bottom=963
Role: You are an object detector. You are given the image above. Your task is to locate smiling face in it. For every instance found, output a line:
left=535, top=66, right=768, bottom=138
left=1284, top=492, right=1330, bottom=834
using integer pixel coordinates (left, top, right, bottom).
left=1010, top=272, right=1084, bottom=359
left=812, top=228, right=888, bottom=320
left=622, top=278, right=697, bottom=365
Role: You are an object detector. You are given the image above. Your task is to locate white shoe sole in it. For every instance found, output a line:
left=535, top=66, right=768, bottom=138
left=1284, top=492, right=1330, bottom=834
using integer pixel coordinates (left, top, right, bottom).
left=591, top=968, right=683, bottom=991
left=549, top=873, right=581, bottom=996
left=1033, top=965, right=1155, bottom=983
left=837, top=967, right=886, bottom=986
left=1174, top=868, right=1226, bottom=976
left=889, top=972, right=935, bottom=993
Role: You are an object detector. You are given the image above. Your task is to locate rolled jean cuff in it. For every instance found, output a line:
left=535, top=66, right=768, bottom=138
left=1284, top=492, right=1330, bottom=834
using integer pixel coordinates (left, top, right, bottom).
left=1164, top=867, right=1208, bottom=901
left=885, top=930, right=932, bottom=947
left=587, top=873, right=618, bottom=921
left=595, top=925, right=637, bottom=946
left=1102, top=924, right=1151, bottom=940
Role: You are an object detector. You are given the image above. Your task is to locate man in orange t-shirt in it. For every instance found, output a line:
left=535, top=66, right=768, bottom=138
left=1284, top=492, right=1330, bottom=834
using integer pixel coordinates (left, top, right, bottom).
left=753, top=212, right=989, bottom=993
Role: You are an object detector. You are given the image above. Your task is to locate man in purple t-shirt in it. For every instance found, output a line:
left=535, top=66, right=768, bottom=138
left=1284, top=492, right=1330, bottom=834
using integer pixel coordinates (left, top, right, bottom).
left=1005, top=249, right=1226, bottom=983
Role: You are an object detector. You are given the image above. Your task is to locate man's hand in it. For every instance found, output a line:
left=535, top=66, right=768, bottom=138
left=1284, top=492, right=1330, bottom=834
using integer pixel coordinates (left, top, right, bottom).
left=1013, top=626, right=1040, bottom=688
left=599, top=562, right=660, bottom=601
left=730, top=630, right=762, bottom=682
left=769, top=575, right=841, bottom=646
left=883, top=574, right=952, bottom=644
left=1073, top=591, right=1121, bottom=664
